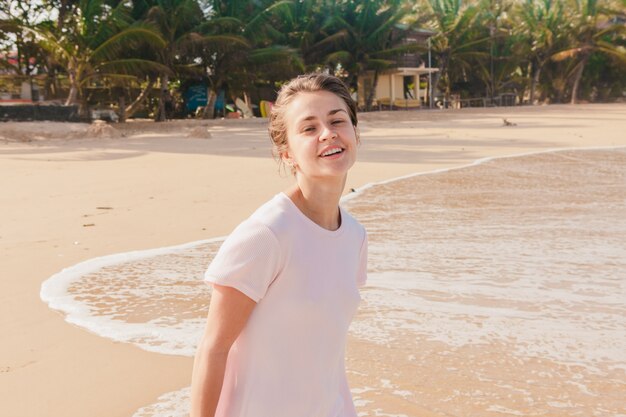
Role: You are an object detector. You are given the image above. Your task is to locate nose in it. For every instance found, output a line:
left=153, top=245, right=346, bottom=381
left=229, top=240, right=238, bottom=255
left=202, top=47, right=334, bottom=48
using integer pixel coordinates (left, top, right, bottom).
left=319, top=124, right=337, bottom=142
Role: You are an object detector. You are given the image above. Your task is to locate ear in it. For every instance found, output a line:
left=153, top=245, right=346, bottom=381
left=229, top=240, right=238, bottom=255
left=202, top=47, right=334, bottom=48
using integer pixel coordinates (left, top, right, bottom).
left=281, top=150, right=295, bottom=166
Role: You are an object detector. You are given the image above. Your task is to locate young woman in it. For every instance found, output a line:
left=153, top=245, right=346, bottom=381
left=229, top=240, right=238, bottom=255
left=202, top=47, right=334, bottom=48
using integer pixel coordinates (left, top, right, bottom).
left=190, top=73, right=368, bottom=417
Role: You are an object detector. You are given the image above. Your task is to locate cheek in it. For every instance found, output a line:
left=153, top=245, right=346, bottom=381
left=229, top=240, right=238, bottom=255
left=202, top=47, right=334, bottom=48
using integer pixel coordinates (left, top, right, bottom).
left=341, top=125, right=358, bottom=143
left=286, top=135, right=313, bottom=157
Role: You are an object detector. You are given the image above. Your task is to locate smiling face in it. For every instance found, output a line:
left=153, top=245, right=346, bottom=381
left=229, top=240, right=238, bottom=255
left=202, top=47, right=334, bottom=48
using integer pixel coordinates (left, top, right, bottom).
left=282, top=90, right=358, bottom=181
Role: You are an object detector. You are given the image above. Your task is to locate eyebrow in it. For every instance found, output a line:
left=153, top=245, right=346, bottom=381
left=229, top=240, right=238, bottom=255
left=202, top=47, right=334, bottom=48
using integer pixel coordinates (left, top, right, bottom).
left=298, top=108, right=348, bottom=123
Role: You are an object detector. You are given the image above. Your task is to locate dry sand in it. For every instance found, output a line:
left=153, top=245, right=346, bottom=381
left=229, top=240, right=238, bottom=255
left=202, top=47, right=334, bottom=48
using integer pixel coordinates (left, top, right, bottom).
left=1, top=103, right=625, bottom=417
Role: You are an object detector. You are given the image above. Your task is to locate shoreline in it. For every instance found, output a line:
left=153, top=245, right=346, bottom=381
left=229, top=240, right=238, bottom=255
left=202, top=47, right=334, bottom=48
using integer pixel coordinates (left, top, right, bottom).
left=44, top=147, right=626, bottom=417
left=344, top=142, right=626, bottom=201
left=2, top=103, right=626, bottom=417
left=41, top=144, right=626, bottom=358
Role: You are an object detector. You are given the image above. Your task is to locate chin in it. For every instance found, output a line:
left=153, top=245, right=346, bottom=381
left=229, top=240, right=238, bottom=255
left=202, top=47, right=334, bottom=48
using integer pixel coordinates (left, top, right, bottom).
left=317, top=169, right=351, bottom=179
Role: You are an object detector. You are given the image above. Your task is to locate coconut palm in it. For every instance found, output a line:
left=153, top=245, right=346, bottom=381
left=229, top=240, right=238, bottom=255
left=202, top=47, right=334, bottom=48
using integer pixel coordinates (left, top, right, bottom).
left=321, top=0, right=423, bottom=110
left=138, top=0, right=211, bottom=121
left=196, top=0, right=303, bottom=116
left=264, top=0, right=337, bottom=72
left=514, top=0, right=569, bottom=104
left=460, top=0, right=515, bottom=101
left=424, top=0, right=490, bottom=103
left=552, top=0, right=626, bottom=103
left=22, top=0, right=168, bottom=115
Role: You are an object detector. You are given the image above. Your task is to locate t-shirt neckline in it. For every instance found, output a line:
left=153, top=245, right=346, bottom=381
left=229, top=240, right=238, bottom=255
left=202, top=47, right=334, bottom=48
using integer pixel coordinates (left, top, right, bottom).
left=278, top=192, right=346, bottom=237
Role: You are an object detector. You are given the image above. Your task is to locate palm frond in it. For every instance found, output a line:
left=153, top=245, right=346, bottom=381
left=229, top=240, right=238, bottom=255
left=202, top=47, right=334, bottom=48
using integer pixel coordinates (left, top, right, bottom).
left=80, top=73, right=138, bottom=86
left=94, top=59, right=172, bottom=76
left=197, top=17, right=243, bottom=34
left=194, top=34, right=250, bottom=52
left=91, top=26, right=166, bottom=63
left=372, top=43, right=427, bottom=58
left=596, top=45, right=626, bottom=64
left=245, top=0, right=293, bottom=36
left=366, top=58, right=397, bottom=70
left=324, top=50, right=352, bottom=64
left=248, top=45, right=304, bottom=71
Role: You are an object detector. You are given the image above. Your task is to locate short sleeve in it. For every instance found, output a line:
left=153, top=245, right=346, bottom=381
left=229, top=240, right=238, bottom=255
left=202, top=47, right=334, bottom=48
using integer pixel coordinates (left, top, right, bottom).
left=204, top=220, right=282, bottom=303
left=357, top=231, right=368, bottom=288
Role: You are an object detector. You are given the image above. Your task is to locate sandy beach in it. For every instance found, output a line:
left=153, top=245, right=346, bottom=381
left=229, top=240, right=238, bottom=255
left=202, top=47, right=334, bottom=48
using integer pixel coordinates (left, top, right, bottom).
left=1, top=103, right=625, bottom=417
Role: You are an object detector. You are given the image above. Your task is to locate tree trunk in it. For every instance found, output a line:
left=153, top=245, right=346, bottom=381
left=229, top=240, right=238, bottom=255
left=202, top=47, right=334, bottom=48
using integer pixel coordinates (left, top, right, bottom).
left=65, top=69, right=88, bottom=117
left=155, top=73, right=169, bottom=122
left=125, top=78, right=155, bottom=119
left=118, top=94, right=126, bottom=123
left=29, top=76, right=35, bottom=102
left=570, top=55, right=589, bottom=104
left=45, top=59, right=57, bottom=99
left=202, top=89, right=216, bottom=119
left=65, top=70, right=78, bottom=106
left=432, top=54, right=448, bottom=107
left=365, top=70, right=379, bottom=112
left=522, top=61, right=532, bottom=104
left=79, top=87, right=93, bottom=118
left=530, top=62, right=543, bottom=105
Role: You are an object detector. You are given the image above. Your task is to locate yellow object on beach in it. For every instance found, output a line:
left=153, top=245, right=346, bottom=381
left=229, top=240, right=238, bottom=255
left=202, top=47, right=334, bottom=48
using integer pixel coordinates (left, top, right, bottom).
left=259, top=100, right=267, bottom=117
left=259, top=100, right=273, bottom=118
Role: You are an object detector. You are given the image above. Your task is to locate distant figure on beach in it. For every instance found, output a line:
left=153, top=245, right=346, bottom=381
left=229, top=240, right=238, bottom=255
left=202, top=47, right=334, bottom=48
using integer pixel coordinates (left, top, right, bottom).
left=190, top=74, right=367, bottom=417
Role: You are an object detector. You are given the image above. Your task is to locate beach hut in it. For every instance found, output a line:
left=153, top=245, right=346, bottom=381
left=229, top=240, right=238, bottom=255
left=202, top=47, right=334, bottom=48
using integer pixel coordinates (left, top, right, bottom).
left=358, top=65, right=439, bottom=109
left=357, top=29, right=438, bottom=110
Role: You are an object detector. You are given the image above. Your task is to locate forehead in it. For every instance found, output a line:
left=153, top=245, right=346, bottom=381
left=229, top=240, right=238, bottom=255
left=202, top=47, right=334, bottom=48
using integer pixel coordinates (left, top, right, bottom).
left=285, top=90, right=348, bottom=125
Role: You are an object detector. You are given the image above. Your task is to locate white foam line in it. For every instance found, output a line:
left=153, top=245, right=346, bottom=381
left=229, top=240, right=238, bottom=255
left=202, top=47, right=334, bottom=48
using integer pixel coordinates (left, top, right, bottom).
left=40, top=236, right=225, bottom=320
left=40, top=145, right=625, bottom=350
left=341, top=145, right=626, bottom=202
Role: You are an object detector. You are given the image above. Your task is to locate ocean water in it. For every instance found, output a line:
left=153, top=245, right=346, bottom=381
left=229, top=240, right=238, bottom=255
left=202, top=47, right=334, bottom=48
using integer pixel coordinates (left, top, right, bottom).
left=41, top=147, right=626, bottom=417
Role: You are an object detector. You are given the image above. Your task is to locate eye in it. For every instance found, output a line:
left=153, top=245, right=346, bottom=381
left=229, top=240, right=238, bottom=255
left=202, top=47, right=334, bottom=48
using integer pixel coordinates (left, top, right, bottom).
left=302, top=126, right=316, bottom=133
left=331, top=119, right=345, bottom=125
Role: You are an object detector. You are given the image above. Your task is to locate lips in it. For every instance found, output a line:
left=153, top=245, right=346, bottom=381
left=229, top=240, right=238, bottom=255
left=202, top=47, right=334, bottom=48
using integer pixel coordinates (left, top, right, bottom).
left=319, top=146, right=344, bottom=157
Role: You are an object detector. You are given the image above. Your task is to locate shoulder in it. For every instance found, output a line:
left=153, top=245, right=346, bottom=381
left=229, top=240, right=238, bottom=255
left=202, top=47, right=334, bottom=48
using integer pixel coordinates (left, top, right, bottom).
left=247, top=193, right=297, bottom=238
left=340, top=206, right=366, bottom=239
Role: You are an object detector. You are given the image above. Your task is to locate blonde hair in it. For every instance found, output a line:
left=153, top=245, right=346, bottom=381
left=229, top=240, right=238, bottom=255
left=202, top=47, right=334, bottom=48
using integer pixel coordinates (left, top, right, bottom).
left=268, top=73, right=358, bottom=175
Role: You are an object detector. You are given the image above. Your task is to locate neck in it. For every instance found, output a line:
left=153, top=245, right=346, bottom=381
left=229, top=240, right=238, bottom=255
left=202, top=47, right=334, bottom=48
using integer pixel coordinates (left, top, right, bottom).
left=285, top=175, right=347, bottom=231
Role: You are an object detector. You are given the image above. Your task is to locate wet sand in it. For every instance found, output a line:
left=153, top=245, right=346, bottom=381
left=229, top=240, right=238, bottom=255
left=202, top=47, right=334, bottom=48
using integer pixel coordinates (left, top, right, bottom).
left=344, top=148, right=626, bottom=416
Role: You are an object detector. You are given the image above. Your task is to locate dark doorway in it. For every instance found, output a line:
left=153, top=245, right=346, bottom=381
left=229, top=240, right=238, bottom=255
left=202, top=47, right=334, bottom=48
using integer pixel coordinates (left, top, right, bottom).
left=403, top=76, right=415, bottom=99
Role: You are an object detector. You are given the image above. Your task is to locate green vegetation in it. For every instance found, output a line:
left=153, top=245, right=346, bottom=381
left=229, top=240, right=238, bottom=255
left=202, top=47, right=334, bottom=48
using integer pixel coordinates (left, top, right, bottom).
left=1, top=0, right=624, bottom=119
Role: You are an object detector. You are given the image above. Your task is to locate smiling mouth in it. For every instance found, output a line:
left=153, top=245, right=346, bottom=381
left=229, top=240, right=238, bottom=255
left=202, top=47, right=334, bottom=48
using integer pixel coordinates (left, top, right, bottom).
left=320, top=148, right=344, bottom=157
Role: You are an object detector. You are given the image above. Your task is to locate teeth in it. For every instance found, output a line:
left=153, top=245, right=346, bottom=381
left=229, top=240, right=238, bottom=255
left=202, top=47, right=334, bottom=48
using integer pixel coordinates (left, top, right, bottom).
left=322, top=148, right=342, bottom=157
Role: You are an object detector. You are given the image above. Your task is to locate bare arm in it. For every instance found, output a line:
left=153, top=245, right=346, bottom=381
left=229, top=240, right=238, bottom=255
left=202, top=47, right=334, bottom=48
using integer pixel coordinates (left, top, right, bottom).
left=190, top=284, right=257, bottom=417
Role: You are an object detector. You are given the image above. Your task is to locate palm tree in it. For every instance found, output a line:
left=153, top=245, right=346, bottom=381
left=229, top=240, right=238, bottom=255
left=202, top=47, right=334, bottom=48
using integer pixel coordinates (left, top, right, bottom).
left=22, top=0, right=168, bottom=115
left=424, top=0, right=490, bottom=103
left=139, top=0, right=210, bottom=121
left=197, top=0, right=303, bottom=117
left=514, top=0, right=569, bottom=104
left=462, top=0, right=516, bottom=102
left=322, top=0, right=422, bottom=110
left=552, top=0, right=626, bottom=103
left=266, top=0, right=339, bottom=73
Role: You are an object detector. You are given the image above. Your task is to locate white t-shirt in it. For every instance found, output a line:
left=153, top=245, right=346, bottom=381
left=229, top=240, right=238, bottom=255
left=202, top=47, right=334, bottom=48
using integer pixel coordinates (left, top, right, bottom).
left=204, top=192, right=368, bottom=417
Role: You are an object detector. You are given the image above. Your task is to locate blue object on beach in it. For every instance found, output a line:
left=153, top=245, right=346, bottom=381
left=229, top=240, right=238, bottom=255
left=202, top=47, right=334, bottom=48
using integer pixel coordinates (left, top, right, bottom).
left=184, top=84, right=207, bottom=111
left=214, top=90, right=225, bottom=112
